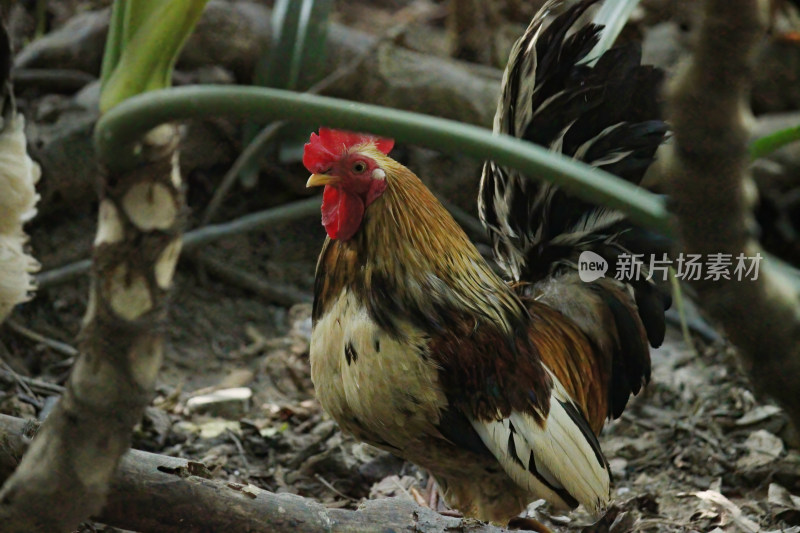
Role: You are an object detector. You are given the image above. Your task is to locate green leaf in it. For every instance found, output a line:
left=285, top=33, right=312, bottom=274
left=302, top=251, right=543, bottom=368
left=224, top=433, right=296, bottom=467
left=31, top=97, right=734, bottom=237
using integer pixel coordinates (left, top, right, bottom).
left=241, top=0, right=333, bottom=185
left=750, top=123, right=800, bottom=161
left=261, top=0, right=303, bottom=90
left=261, top=0, right=333, bottom=91
left=121, top=0, right=164, bottom=46
left=99, top=0, right=209, bottom=113
left=99, top=0, right=127, bottom=90
left=290, top=0, right=333, bottom=91
left=240, top=0, right=302, bottom=187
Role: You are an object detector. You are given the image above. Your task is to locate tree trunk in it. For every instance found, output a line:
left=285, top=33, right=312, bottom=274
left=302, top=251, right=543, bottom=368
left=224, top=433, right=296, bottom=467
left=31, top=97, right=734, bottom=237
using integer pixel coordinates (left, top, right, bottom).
left=0, top=124, right=185, bottom=531
left=663, top=0, right=800, bottom=435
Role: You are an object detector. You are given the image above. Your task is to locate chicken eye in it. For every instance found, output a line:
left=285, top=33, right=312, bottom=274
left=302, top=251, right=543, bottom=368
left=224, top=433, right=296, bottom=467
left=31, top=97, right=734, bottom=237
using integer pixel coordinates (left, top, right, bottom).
left=352, top=161, right=367, bottom=174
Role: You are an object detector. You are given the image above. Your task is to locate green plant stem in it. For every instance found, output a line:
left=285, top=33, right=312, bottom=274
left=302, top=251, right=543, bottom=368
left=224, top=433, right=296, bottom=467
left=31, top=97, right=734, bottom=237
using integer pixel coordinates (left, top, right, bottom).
left=750, top=123, right=800, bottom=160
left=203, top=121, right=287, bottom=225
left=95, top=86, right=673, bottom=236
left=122, top=0, right=163, bottom=45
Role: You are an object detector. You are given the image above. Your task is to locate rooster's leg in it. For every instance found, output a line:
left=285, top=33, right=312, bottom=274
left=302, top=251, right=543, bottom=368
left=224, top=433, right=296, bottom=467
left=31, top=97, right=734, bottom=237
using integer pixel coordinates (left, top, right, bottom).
left=426, top=475, right=438, bottom=509
left=410, top=476, right=463, bottom=517
left=426, top=476, right=463, bottom=516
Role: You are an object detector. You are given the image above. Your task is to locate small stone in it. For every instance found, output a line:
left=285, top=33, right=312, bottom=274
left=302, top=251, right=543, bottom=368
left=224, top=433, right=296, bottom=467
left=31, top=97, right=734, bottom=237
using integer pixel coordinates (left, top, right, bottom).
left=197, top=420, right=241, bottom=439
left=186, top=387, right=253, bottom=418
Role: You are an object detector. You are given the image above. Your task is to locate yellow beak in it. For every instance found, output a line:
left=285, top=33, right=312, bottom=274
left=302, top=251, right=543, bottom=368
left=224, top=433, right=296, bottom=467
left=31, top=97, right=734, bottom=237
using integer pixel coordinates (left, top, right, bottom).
left=306, top=173, right=339, bottom=188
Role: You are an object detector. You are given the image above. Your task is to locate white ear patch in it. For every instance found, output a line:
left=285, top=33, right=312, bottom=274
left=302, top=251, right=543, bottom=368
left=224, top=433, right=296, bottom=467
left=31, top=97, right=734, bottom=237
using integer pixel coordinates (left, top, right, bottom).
left=372, top=168, right=386, bottom=180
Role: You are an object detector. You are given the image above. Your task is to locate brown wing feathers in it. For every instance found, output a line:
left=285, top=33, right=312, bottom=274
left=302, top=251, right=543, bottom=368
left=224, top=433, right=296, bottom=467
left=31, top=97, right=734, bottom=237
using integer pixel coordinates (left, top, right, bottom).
left=525, top=301, right=609, bottom=432
left=431, top=319, right=551, bottom=424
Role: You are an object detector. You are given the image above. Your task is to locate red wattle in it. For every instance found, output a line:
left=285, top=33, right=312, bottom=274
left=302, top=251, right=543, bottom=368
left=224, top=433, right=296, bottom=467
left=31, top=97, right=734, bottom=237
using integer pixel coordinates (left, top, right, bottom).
left=321, top=185, right=365, bottom=241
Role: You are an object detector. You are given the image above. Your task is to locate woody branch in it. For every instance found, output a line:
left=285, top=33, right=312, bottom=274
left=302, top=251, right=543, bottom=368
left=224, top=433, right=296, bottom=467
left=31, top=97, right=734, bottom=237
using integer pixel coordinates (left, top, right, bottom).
left=0, top=124, right=184, bottom=532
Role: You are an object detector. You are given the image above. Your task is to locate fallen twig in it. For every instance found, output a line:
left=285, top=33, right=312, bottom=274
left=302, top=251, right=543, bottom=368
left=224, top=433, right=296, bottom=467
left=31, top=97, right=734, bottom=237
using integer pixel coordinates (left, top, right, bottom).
left=4, top=321, right=79, bottom=358
left=0, top=369, right=64, bottom=396
left=0, top=359, right=36, bottom=400
left=315, top=473, right=359, bottom=502
left=188, top=252, right=311, bottom=306
left=11, top=68, right=95, bottom=93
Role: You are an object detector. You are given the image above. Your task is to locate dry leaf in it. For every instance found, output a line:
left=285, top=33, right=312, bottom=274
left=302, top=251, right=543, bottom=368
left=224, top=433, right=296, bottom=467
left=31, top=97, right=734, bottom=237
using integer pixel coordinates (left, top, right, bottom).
left=736, top=429, right=785, bottom=469
left=768, top=483, right=800, bottom=524
left=369, top=475, right=418, bottom=500
left=736, top=405, right=783, bottom=426
left=695, top=490, right=760, bottom=533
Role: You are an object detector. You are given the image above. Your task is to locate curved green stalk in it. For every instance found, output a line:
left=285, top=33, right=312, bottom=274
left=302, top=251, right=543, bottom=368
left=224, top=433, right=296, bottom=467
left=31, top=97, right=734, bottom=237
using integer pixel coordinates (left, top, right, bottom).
left=95, top=86, right=672, bottom=235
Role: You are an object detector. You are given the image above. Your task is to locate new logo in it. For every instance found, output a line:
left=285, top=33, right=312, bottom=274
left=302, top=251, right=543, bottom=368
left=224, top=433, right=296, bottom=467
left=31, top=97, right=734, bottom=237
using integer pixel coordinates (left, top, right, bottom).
left=578, top=251, right=608, bottom=282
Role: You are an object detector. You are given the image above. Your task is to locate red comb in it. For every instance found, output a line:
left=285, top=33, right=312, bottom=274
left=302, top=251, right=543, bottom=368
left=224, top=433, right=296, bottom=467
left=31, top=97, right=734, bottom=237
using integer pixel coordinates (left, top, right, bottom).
left=303, top=128, right=394, bottom=173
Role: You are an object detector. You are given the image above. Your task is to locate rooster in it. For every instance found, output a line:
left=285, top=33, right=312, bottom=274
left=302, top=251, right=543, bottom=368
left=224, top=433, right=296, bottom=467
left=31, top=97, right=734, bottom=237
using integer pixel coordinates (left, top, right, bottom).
left=304, top=0, right=669, bottom=524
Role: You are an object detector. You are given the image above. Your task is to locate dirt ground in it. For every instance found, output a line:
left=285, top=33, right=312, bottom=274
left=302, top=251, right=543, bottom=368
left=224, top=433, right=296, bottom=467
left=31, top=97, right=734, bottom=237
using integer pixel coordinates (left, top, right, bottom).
left=1, top=0, right=800, bottom=532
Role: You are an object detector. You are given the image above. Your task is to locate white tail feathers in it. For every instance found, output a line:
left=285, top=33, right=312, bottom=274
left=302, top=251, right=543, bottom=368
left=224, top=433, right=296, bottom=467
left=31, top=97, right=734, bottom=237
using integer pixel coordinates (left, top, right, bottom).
left=469, top=372, right=611, bottom=517
left=0, top=114, right=41, bottom=322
